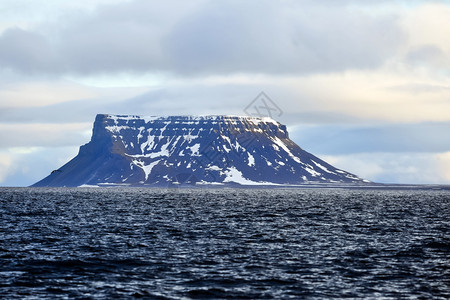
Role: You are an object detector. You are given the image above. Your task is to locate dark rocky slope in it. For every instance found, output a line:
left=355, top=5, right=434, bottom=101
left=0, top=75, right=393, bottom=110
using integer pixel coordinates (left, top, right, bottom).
left=33, top=114, right=368, bottom=187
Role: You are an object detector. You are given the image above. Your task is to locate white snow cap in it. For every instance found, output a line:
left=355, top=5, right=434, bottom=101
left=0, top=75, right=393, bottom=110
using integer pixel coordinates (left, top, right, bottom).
left=104, top=114, right=280, bottom=125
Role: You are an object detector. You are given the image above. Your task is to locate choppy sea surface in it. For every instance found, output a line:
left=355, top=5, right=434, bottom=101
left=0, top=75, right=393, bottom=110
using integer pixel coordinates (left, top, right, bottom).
left=0, top=187, right=449, bottom=299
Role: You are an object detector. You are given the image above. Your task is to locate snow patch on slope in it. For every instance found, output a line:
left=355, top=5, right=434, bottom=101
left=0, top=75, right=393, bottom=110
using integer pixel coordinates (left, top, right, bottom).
left=311, top=160, right=337, bottom=174
left=271, top=136, right=302, bottom=164
left=223, top=167, right=279, bottom=186
left=247, top=152, right=255, bottom=167
left=132, top=159, right=160, bottom=180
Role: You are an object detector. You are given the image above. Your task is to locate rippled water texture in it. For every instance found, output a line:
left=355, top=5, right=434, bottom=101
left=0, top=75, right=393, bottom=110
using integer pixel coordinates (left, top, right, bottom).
left=0, top=187, right=449, bottom=299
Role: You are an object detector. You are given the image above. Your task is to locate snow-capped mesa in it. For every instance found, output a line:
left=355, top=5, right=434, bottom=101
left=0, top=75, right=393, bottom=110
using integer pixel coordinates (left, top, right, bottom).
left=33, top=114, right=370, bottom=187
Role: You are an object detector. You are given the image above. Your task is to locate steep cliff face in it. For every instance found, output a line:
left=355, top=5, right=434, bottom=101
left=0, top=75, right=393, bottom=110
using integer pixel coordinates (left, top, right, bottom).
left=33, top=114, right=368, bottom=187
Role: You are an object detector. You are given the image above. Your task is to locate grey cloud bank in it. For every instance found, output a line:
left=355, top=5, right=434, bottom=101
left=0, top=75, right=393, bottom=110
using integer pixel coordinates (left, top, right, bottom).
left=0, top=0, right=405, bottom=76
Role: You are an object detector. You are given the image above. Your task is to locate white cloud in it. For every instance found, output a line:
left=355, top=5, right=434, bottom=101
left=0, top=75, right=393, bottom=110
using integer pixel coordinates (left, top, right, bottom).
left=0, top=153, right=13, bottom=183
left=401, top=2, right=450, bottom=71
left=0, top=79, right=96, bottom=108
left=321, top=152, right=450, bottom=184
left=0, top=123, right=92, bottom=148
left=0, top=0, right=130, bottom=32
left=0, top=147, right=79, bottom=187
left=289, top=122, right=450, bottom=154
left=436, top=152, right=450, bottom=182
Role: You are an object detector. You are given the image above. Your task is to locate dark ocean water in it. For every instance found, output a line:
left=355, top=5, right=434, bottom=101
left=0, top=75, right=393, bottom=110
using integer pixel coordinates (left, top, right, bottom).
left=0, top=187, right=449, bottom=299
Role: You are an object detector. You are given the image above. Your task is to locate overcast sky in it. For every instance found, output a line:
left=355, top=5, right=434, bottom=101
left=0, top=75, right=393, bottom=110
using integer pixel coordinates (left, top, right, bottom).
left=1, top=0, right=450, bottom=186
